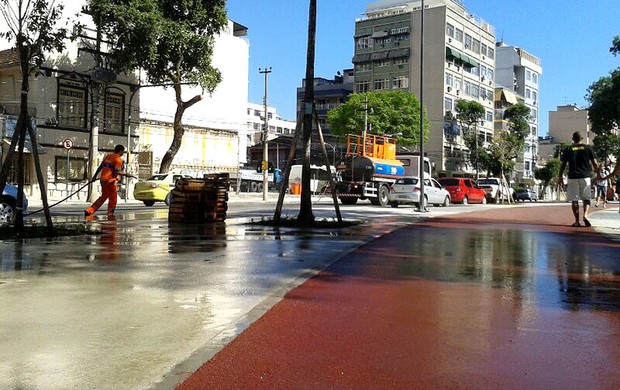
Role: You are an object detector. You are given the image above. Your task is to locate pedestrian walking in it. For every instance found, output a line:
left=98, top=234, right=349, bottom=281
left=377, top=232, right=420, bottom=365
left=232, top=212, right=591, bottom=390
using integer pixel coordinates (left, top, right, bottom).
left=85, top=144, right=134, bottom=217
left=595, top=165, right=609, bottom=208
left=557, top=131, right=599, bottom=227
left=598, top=160, right=620, bottom=215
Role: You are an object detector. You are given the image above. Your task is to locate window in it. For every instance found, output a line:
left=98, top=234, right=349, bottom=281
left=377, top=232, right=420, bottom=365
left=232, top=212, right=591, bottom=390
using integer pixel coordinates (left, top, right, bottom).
left=481, top=43, right=488, bottom=57
left=464, top=80, right=471, bottom=96
left=393, top=76, right=409, bottom=89
left=357, top=37, right=372, bottom=49
left=487, top=68, right=494, bottom=81
left=377, top=59, right=391, bottom=67
left=444, top=97, right=453, bottom=112
left=526, top=70, right=532, bottom=81
left=103, top=90, right=124, bottom=134
left=532, top=73, right=538, bottom=84
left=356, top=62, right=372, bottom=72
left=8, top=154, right=32, bottom=185
left=356, top=80, right=370, bottom=92
left=393, top=57, right=408, bottom=65
left=446, top=23, right=455, bottom=38
left=531, top=108, right=538, bottom=120
left=374, top=78, right=389, bottom=90
left=526, top=89, right=531, bottom=99
left=55, top=156, right=88, bottom=182
left=486, top=110, right=493, bottom=122
left=472, top=38, right=480, bottom=54
left=471, top=84, right=479, bottom=98
left=464, top=34, right=472, bottom=49
left=445, top=72, right=453, bottom=87
left=455, top=28, right=463, bottom=42
left=58, top=81, right=87, bottom=129
left=532, top=91, right=538, bottom=102
left=375, top=37, right=391, bottom=45
left=487, top=46, right=494, bottom=59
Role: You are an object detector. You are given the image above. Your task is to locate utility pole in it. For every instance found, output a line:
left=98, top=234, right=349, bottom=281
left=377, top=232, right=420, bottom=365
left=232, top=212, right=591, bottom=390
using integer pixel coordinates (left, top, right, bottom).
left=259, top=67, right=271, bottom=201
left=87, top=24, right=102, bottom=202
left=418, top=0, right=426, bottom=212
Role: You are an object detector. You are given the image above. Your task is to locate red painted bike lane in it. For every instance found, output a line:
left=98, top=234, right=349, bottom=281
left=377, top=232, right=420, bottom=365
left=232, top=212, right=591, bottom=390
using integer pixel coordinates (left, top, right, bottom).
left=176, top=205, right=620, bottom=389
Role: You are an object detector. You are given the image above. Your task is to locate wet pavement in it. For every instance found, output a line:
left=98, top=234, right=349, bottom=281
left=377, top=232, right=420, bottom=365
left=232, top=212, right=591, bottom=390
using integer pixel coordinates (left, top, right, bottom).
left=1, top=197, right=619, bottom=389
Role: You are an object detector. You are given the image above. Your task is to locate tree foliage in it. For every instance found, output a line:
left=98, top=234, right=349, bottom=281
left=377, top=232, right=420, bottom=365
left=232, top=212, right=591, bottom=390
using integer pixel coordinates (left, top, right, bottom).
left=484, top=103, right=530, bottom=177
left=0, top=0, right=68, bottom=233
left=534, top=158, right=561, bottom=198
left=454, top=99, right=484, bottom=172
left=587, top=35, right=620, bottom=161
left=326, top=90, right=428, bottom=146
left=88, top=0, right=227, bottom=172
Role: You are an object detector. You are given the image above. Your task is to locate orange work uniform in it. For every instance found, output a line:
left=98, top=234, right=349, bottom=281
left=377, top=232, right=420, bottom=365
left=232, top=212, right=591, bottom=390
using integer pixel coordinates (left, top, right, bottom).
left=86, top=152, right=124, bottom=216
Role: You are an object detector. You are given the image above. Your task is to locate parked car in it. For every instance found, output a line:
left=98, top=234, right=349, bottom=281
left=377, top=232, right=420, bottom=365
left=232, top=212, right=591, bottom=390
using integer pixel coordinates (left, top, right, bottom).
left=388, top=176, right=450, bottom=208
left=437, top=177, right=487, bottom=205
left=0, top=183, right=29, bottom=226
left=133, top=172, right=191, bottom=206
left=478, top=177, right=515, bottom=203
left=515, top=188, right=538, bottom=202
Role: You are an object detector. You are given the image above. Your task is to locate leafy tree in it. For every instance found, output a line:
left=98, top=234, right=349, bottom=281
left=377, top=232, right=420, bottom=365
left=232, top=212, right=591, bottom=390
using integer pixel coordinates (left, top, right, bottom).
left=326, top=90, right=428, bottom=146
left=88, top=0, right=227, bottom=173
left=534, top=158, right=561, bottom=199
left=0, top=0, right=68, bottom=233
left=587, top=36, right=620, bottom=160
left=485, top=103, right=530, bottom=178
left=454, top=99, right=484, bottom=175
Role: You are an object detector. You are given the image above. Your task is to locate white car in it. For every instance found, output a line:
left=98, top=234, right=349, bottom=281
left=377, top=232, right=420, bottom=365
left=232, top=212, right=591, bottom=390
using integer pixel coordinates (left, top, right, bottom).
left=388, top=176, right=451, bottom=208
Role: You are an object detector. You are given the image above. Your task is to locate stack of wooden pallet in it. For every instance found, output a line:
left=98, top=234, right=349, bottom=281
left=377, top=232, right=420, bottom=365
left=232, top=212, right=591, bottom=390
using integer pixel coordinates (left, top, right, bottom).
left=168, top=173, right=229, bottom=223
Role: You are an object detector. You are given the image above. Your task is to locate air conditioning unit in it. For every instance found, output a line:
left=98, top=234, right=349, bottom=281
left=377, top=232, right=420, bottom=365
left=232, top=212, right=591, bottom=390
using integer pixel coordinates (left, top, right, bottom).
left=448, top=38, right=452, bottom=43
left=456, top=90, right=460, bottom=95
left=447, top=86, right=452, bottom=92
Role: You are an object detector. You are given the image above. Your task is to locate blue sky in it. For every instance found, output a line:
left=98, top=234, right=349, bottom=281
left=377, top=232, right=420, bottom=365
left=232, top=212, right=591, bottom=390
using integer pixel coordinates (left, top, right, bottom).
left=226, top=0, right=620, bottom=135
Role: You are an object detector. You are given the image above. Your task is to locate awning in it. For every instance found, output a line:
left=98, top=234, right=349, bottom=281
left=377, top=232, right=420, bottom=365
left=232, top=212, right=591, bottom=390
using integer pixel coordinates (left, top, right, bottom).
left=446, top=47, right=461, bottom=60
left=502, top=90, right=519, bottom=105
left=2, top=138, right=47, bottom=154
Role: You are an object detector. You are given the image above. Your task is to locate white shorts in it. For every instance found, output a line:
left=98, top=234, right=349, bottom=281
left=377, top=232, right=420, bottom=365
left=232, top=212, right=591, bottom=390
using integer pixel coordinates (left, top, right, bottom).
left=566, top=178, right=592, bottom=202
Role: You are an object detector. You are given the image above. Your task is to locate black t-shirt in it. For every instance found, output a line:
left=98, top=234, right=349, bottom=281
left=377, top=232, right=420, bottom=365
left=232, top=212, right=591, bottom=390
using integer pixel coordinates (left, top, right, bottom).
left=561, top=143, right=596, bottom=179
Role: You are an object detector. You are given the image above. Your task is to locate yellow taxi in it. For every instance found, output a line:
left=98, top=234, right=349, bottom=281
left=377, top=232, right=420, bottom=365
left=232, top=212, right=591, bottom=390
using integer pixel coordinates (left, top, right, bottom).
left=133, top=172, right=190, bottom=206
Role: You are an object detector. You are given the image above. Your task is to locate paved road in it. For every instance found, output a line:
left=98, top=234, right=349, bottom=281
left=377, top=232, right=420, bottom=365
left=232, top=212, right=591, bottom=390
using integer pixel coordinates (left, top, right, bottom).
left=176, top=204, right=620, bottom=390
left=1, top=198, right=619, bottom=389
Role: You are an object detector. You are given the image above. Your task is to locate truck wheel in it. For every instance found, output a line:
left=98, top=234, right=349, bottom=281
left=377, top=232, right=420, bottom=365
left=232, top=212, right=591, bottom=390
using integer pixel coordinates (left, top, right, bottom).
left=390, top=201, right=399, bottom=208
left=250, top=181, right=258, bottom=192
left=377, top=185, right=390, bottom=207
left=143, top=200, right=155, bottom=207
left=340, top=197, right=358, bottom=205
left=257, top=183, right=263, bottom=192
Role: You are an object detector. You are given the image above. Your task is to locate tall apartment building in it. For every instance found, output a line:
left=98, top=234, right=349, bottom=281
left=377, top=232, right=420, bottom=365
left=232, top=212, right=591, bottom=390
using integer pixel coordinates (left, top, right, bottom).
left=353, top=0, right=496, bottom=175
left=495, top=43, right=542, bottom=180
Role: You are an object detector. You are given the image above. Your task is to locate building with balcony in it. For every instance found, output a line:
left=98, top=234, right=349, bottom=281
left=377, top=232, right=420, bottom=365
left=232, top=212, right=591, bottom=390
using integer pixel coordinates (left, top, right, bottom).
left=495, top=42, right=542, bottom=180
left=353, top=0, right=496, bottom=176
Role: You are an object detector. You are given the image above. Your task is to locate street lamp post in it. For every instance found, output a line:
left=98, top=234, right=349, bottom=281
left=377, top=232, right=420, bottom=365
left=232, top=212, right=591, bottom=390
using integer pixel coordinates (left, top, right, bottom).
left=418, top=0, right=426, bottom=212
left=259, top=67, right=271, bottom=201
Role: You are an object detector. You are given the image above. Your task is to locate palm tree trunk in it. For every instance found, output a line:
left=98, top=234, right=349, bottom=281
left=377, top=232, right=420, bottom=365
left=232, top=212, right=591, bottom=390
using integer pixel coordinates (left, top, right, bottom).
left=297, top=0, right=317, bottom=226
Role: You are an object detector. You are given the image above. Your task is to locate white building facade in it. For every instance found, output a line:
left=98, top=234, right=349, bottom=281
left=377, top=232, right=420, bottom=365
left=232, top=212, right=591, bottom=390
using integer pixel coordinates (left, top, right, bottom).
left=495, top=43, right=542, bottom=181
left=353, top=0, right=497, bottom=176
left=137, top=20, right=250, bottom=177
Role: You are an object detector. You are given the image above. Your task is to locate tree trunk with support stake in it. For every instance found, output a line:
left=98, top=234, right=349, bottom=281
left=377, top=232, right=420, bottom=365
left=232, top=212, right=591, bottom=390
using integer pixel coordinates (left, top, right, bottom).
left=297, top=0, right=317, bottom=226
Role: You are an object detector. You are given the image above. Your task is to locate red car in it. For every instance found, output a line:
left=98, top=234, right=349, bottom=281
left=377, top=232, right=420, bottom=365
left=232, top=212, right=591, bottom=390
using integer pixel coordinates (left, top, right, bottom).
left=437, top=177, right=487, bottom=205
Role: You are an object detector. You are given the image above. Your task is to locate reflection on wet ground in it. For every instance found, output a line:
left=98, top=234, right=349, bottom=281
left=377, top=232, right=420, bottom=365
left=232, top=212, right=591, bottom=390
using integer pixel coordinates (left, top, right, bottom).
left=339, top=220, right=620, bottom=313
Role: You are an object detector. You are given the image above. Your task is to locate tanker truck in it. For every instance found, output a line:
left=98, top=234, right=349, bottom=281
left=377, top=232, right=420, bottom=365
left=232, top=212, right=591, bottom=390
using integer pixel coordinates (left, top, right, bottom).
left=334, top=133, right=431, bottom=207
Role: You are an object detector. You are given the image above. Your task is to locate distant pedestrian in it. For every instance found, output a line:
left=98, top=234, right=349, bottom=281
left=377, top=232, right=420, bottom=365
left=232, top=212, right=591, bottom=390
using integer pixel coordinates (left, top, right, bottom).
left=598, top=160, right=620, bottom=215
left=85, top=144, right=134, bottom=217
left=595, top=165, right=609, bottom=208
left=557, top=131, right=599, bottom=227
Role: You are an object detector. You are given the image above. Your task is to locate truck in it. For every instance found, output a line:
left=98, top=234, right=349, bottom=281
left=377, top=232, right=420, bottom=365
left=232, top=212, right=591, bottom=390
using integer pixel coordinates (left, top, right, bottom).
left=334, top=133, right=432, bottom=207
left=477, top=177, right=515, bottom=203
left=229, top=165, right=283, bottom=193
